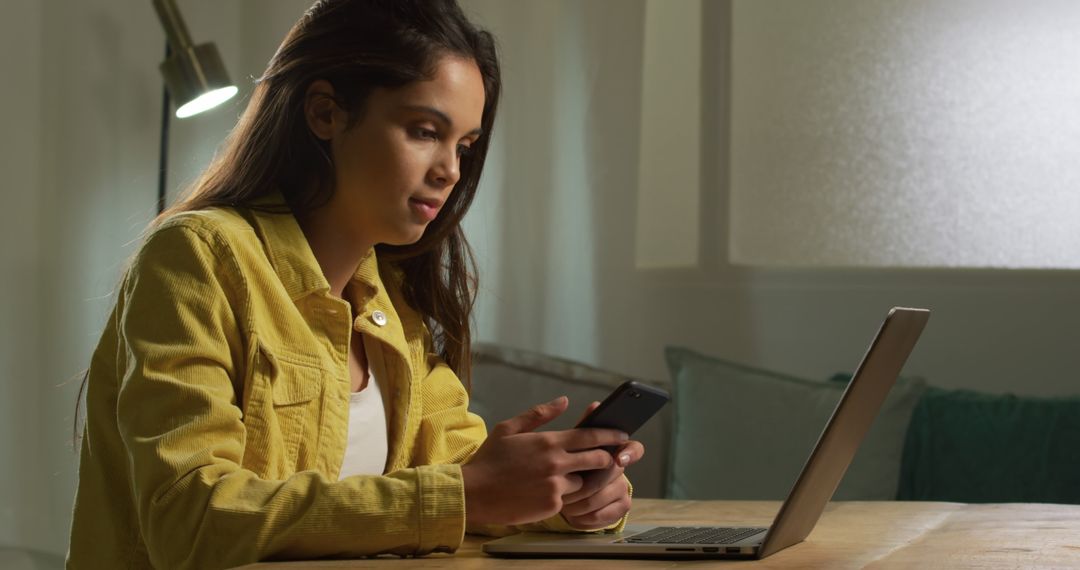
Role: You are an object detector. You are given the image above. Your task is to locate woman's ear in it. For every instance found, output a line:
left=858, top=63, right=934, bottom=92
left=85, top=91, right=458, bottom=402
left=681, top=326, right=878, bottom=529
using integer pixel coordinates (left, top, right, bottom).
left=304, top=80, right=342, bottom=141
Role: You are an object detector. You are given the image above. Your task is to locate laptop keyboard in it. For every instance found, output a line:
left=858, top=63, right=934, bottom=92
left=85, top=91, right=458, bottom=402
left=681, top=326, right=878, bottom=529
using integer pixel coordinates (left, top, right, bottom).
left=622, top=526, right=767, bottom=545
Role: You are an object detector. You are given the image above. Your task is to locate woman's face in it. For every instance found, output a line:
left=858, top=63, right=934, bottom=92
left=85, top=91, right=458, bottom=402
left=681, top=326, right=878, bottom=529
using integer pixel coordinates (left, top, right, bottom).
left=308, top=55, right=486, bottom=249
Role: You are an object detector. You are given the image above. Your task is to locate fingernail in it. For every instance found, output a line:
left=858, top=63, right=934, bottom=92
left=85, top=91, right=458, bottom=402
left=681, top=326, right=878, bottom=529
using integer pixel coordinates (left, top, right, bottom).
left=619, top=432, right=629, bottom=441
left=548, top=396, right=567, bottom=406
left=619, top=453, right=631, bottom=466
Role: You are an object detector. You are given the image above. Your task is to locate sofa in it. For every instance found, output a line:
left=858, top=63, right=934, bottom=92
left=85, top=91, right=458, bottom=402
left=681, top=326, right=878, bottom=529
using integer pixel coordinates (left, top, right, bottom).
left=469, top=342, right=1080, bottom=504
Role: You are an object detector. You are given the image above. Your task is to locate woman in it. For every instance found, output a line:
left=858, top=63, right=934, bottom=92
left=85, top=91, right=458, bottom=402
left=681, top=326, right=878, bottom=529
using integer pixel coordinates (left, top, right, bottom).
left=67, top=0, right=644, bottom=567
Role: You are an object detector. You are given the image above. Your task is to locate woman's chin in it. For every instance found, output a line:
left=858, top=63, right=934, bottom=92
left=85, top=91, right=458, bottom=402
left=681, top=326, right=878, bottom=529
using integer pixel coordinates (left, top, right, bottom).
left=382, top=227, right=428, bottom=248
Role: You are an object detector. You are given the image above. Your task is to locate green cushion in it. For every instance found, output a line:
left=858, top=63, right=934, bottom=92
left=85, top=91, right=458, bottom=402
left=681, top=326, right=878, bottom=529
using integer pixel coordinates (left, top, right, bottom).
left=665, top=347, right=927, bottom=501
left=897, top=387, right=1080, bottom=504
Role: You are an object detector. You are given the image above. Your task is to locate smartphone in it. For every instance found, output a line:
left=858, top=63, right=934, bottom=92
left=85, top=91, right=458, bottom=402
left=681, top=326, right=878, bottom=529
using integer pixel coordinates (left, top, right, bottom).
left=574, top=380, right=670, bottom=454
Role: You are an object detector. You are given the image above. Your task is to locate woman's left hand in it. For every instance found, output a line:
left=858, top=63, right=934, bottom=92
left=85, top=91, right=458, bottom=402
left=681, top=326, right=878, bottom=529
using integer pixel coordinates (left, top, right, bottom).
left=559, top=401, right=645, bottom=529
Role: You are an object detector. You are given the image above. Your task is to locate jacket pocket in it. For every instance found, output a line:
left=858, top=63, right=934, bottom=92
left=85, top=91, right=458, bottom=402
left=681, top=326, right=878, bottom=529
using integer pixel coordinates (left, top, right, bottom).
left=241, top=340, right=325, bottom=478
left=268, top=354, right=322, bottom=405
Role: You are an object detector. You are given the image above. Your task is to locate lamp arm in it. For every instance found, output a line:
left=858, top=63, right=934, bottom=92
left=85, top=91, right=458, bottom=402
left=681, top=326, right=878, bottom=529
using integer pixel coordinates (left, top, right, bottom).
left=157, top=42, right=171, bottom=215
left=152, top=0, right=195, bottom=52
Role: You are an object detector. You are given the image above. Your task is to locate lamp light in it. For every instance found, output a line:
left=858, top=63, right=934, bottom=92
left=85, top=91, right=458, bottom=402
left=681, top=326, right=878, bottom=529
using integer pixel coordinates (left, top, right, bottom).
left=150, top=0, right=237, bottom=213
left=152, top=0, right=237, bottom=118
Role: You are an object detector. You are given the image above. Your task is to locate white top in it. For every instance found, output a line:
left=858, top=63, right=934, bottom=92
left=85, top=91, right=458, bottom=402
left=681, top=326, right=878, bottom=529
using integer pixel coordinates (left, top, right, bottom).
left=338, top=370, right=389, bottom=479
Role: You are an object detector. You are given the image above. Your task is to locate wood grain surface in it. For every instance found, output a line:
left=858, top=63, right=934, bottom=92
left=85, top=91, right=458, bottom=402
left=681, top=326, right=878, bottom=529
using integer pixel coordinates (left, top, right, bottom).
left=240, top=499, right=1080, bottom=569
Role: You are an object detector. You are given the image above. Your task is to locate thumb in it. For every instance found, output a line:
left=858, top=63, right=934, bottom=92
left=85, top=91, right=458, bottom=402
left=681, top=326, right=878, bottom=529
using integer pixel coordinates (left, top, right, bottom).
left=493, top=396, right=569, bottom=436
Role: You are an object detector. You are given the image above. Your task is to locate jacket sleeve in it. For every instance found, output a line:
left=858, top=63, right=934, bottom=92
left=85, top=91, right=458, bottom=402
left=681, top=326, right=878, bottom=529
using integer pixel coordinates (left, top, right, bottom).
left=116, top=223, right=463, bottom=570
left=412, top=351, right=632, bottom=538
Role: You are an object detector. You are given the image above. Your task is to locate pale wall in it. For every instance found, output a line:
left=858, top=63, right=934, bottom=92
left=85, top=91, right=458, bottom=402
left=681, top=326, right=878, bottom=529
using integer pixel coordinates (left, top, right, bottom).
left=0, top=0, right=307, bottom=557
left=462, top=0, right=1080, bottom=402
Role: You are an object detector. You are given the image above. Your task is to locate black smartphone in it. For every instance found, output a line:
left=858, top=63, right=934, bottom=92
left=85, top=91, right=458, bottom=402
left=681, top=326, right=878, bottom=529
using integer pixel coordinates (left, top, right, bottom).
left=574, top=380, right=670, bottom=453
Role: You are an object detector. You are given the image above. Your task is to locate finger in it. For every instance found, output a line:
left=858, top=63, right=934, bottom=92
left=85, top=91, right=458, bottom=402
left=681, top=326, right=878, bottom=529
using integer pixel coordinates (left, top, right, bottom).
left=561, top=448, right=615, bottom=473
left=562, top=466, right=621, bottom=504
left=492, top=396, right=569, bottom=436
left=565, top=494, right=632, bottom=529
left=562, top=477, right=628, bottom=517
left=573, top=401, right=601, bottom=426
left=554, top=427, right=629, bottom=451
left=561, top=472, right=585, bottom=496
left=614, top=440, right=645, bottom=468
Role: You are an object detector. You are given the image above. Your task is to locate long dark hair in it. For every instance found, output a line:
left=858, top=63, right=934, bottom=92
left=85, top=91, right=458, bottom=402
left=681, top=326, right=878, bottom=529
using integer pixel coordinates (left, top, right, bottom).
left=74, top=0, right=498, bottom=443
left=170, top=0, right=497, bottom=381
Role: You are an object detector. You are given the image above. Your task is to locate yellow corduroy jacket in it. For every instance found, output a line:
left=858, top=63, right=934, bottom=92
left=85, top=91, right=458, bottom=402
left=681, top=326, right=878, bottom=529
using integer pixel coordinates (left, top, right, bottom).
left=67, top=199, right=627, bottom=569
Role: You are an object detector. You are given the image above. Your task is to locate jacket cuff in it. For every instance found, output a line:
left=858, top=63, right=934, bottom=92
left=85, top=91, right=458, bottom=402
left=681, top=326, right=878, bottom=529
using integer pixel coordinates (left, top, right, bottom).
left=416, top=463, right=466, bottom=554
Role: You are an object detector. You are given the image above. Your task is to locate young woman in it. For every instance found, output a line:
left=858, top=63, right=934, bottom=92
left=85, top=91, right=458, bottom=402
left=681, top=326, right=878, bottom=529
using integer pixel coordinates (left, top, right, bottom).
left=67, top=0, right=644, bottom=567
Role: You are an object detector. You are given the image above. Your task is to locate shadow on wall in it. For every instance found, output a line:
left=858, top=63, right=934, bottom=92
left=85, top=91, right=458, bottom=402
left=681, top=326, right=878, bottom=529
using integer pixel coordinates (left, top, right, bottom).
left=463, top=0, right=761, bottom=382
left=470, top=0, right=605, bottom=359
left=587, top=0, right=762, bottom=377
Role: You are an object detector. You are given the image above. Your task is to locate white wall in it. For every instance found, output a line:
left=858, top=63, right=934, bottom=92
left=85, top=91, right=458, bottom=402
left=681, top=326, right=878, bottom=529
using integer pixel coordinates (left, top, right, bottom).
left=1, top=0, right=48, bottom=556
left=729, top=0, right=1080, bottom=269
left=0, top=0, right=306, bottom=558
left=2, top=0, right=167, bottom=558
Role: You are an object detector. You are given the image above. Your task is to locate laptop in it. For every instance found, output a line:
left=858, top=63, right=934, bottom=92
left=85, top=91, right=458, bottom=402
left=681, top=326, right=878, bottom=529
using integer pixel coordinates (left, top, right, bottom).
left=482, top=307, right=930, bottom=559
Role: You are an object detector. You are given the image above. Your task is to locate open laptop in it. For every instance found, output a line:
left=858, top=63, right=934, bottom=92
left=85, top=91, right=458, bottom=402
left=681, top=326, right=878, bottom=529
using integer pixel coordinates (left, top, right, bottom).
left=483, top=307, right=930, bottom=559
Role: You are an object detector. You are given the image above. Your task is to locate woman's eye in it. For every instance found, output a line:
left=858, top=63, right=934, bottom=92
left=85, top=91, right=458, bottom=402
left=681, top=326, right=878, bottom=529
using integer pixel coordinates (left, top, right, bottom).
left=412, top=127, right=438, bottom=141
left=457, top=144, right=474, bottom=157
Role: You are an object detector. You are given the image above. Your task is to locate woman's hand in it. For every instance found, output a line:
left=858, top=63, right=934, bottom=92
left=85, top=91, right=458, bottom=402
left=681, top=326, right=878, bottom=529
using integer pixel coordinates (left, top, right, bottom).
left=559, top=401, right=644, bottom=529
left=461, top=397, right=629, bottom=526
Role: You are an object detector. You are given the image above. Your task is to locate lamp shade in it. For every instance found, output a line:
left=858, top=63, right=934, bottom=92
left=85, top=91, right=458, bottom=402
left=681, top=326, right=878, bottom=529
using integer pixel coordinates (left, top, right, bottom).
left=159, top=43, right=238, bottom=118
left=153, top=0, right=237, bottom=118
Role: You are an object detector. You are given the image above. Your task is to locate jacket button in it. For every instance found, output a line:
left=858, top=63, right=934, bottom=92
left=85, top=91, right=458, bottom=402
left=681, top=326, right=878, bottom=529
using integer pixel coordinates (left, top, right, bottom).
left=371, top=310, right=388, bottom=326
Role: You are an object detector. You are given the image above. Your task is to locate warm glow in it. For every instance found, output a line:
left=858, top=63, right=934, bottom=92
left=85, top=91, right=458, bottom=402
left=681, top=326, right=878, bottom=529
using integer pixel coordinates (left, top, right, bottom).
left=729, top=0, right=1080, bottom=269
left=175, top=86, right=238, bottom=119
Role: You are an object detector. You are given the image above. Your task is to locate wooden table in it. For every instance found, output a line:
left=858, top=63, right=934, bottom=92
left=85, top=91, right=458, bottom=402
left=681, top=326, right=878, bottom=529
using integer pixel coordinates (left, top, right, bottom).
left=242, top=499, right=1080, bottom=568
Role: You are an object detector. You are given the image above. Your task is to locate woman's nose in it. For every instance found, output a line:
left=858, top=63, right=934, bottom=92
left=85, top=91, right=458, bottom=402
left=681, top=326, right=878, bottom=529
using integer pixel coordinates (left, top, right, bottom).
left=429, top=144, right=461, bottom=188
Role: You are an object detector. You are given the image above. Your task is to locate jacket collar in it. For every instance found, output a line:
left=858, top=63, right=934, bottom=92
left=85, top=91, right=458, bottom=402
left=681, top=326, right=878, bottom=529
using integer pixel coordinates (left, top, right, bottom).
left=246, top=194, right=418, bottom=414
left=246, top=193, right=383, bottom=301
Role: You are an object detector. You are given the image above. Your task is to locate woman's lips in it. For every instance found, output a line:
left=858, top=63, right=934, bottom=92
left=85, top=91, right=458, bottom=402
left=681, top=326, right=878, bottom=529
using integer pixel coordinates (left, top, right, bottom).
left=409, top=197, right=441, bottom=222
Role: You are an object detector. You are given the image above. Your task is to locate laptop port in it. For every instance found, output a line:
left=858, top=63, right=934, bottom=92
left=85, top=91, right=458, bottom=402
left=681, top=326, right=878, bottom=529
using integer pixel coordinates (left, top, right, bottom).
left=664, top=548, right=695, bottom=552
left=726, top=547, right=742, bottom=554
left=702, top=547, right=719, bottom=553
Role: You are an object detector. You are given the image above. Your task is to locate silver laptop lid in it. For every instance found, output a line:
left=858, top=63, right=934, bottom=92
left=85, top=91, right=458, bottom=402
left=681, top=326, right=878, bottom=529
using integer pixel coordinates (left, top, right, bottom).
left=760, top=307, right=930, bottom=558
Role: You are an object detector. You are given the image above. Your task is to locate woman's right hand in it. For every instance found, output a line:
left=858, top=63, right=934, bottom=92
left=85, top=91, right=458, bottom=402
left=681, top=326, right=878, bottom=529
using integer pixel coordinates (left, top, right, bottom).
left=461, top=396, right=628, bottom=526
